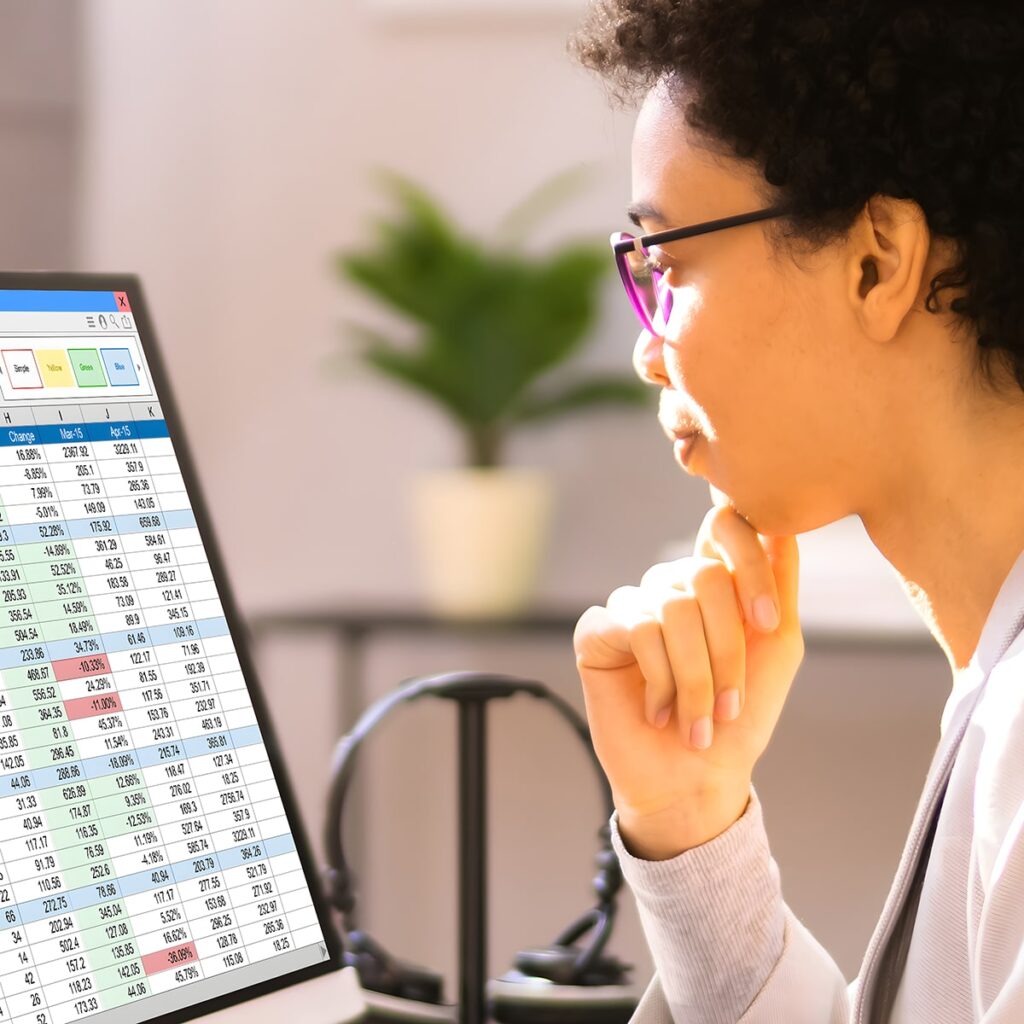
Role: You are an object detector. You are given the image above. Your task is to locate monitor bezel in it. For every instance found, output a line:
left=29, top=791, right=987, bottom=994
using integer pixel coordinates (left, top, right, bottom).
left=0, top=271, right=345, bottom=1024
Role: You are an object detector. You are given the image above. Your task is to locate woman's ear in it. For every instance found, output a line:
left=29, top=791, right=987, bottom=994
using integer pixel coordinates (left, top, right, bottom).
left=849, top=195, right=930, bottom=342
left=858, top=257, right=879, bottom=298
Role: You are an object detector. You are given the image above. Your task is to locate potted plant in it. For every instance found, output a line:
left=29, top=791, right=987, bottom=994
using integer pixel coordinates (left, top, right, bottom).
left=334, top=166, right=650, bottom=617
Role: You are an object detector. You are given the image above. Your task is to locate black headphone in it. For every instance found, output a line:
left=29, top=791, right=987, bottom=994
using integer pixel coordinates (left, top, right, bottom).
left=322, top=670, right=639, bottom=1023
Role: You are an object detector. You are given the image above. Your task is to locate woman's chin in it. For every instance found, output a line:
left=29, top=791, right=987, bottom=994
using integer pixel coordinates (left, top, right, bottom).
left=709, top=483, right=732, bottom=508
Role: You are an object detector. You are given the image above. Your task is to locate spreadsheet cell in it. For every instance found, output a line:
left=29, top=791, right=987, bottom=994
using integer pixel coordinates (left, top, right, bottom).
left=164, top=529, right=201, bottom=549
left=138, top=440, right=173, bottom=460
left=178, top=570, right=213, bottom=593
left=216, top=691, right=252, bottom=715
left=205, top=654, right=238, bottom=676
left=169, top=547, right=206, bottom=569
left=141, top=459, right=178, bottom=479
left=189, top=601, right=224, bottom=624
left=238, top=761, right=273, bottom=785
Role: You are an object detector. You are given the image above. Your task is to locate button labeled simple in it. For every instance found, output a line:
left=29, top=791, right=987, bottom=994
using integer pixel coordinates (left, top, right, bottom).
left=1, top=349, right=42, bottom=389
left=100, top=347, right=139, bottom=387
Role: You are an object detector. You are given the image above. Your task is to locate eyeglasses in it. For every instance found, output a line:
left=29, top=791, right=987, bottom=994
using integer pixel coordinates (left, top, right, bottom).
left=610, top=205, right=791, bottom=334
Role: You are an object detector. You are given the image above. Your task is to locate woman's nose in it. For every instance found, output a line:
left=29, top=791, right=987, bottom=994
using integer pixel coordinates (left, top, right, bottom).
left=633, top=327, right=670, bottom=386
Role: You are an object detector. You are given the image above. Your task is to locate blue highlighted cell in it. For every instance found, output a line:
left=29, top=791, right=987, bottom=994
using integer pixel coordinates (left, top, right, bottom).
left=0, top=418, right=169, bottom=447
left=100, top=347, right=139, bottom=386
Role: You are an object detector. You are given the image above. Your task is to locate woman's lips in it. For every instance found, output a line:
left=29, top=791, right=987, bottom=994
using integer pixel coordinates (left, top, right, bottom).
left=672, top=431, right=700, bottom=470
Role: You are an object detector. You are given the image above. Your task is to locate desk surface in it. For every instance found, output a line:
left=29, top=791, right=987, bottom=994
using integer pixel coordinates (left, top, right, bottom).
left=247, top=601, right=932, bottom=649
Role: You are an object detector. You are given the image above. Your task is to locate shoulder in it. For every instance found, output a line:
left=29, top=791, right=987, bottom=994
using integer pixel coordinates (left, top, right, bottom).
left=969, top=631, right=1024, bottom=887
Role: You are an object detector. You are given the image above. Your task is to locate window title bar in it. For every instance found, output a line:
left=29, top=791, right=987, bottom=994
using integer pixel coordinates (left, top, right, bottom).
left=0, top=290, right=131, bottom=313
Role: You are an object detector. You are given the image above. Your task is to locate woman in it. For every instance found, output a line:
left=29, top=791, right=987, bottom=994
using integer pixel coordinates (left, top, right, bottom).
left=567, top=3, right=1024, bottom=1022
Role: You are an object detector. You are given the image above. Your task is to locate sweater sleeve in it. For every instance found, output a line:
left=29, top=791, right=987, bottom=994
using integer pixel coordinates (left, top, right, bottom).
left=610, top=785, right=856, bottom=1024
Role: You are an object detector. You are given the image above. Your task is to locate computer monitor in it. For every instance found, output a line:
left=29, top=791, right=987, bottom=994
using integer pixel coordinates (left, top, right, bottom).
left=0, top=274, right=359, bottom=1024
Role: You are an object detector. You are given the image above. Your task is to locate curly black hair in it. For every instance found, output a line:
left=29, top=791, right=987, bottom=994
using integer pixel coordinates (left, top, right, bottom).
left=568, top=0, right=1024, bottom=399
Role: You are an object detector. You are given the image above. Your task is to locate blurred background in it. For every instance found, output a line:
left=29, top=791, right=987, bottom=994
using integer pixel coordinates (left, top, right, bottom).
left=9, top=0, right=952, bottom=1010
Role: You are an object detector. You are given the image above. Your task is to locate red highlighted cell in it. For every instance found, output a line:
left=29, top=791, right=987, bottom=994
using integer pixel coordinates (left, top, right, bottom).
left=64, top=692, right=122, bottom=721
left=52, top=654, right=110, bottom=681
left=143, top=942, right=199, bottom=975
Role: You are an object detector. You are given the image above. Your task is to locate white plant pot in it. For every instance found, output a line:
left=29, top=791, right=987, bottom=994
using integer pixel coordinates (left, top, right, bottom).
left=409, top=467, right=553, bottom=618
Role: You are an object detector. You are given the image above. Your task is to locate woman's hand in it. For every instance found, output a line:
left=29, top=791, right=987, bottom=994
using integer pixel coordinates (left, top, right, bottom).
left=573, top=498, right=803, bottom=858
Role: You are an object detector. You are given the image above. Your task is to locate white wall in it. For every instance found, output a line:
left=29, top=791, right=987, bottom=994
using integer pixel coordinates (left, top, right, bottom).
left=0, top=2, right=79, bottom=270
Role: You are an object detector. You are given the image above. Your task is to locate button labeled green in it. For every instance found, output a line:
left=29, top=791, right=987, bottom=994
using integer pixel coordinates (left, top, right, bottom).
left=67, top=348, right=107, bottom=387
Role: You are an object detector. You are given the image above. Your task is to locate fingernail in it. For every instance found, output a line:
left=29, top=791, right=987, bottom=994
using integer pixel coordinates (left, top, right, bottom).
left=715, top=688, right=741, bottom=721
left=754, top=595, right=779, bottom=631
left=690, top=715, right=712, bottom=750
left=653, top=706, right=671, bottom=729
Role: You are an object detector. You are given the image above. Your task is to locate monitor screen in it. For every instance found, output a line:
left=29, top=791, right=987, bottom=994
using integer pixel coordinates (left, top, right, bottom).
left=0, top=283, right=335, bottom=1024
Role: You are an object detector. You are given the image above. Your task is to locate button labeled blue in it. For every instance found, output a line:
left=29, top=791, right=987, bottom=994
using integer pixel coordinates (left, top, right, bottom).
left=100, top=347, right=139, bottom=386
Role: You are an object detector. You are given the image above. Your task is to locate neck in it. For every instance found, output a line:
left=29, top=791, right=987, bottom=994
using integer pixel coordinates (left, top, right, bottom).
left=859, top=382, right=1024, bottom=676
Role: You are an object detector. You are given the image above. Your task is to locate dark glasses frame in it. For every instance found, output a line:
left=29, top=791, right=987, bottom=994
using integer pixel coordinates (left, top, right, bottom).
left=610, top=205, right=791, bottom=334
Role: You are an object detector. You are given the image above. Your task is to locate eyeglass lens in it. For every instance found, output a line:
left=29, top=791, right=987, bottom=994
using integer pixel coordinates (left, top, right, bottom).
left=624, top=245, right=674, bottom=331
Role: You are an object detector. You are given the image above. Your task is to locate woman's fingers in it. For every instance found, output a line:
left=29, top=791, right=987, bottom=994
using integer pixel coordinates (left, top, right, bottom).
left=631, top=617, right=678, bottom=728
left=761, top=533, right=801, bottom=634
left=607, top=565, right=746, bottom=750
left=640, top=559, right=746, bottom=746
left=574, top=598, right=635, bottom=671
left=688, top=561, right=747, bottom=725
left=604, top=586, right=674, bottom=726
left=657, top=588, right=714, bottom=749
left=579, top=519, right=782, bottom=753
left=694, top=503, right=782, bottom=632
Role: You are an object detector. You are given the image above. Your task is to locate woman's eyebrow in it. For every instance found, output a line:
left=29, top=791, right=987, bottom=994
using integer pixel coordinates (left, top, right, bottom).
left=627, top=201, right=670, bottom=229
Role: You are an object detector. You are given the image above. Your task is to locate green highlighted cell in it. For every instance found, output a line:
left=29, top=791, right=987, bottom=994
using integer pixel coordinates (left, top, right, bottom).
left=68, top=348, right=108, bottom=388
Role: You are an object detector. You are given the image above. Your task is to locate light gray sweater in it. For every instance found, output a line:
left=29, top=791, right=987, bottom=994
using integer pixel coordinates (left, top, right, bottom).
left=609, top=545, right=1024, bottom=1023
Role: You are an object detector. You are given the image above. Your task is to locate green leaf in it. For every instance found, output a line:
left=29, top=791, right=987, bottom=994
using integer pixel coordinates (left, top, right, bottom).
left=344, top=323, right=476, bottom=428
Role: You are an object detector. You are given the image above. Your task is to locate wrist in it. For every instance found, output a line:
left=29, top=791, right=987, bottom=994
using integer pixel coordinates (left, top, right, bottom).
left=615, top=782, right=752, bottom=860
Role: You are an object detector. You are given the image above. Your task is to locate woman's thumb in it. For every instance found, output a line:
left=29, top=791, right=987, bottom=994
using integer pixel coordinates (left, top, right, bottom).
left=759, top=533, right=800, bottom=628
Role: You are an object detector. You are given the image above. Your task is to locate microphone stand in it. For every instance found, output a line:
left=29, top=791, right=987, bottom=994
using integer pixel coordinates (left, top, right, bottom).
left=457, top=688, right=490, bottom=1024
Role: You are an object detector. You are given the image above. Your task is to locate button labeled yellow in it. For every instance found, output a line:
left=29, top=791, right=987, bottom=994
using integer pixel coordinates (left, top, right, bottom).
left=37, top=349, right=75, bottom=388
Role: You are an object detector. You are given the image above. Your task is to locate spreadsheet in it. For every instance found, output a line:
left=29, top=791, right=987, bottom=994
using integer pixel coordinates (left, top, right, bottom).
left=0, top=288, right=331, bottom=1024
